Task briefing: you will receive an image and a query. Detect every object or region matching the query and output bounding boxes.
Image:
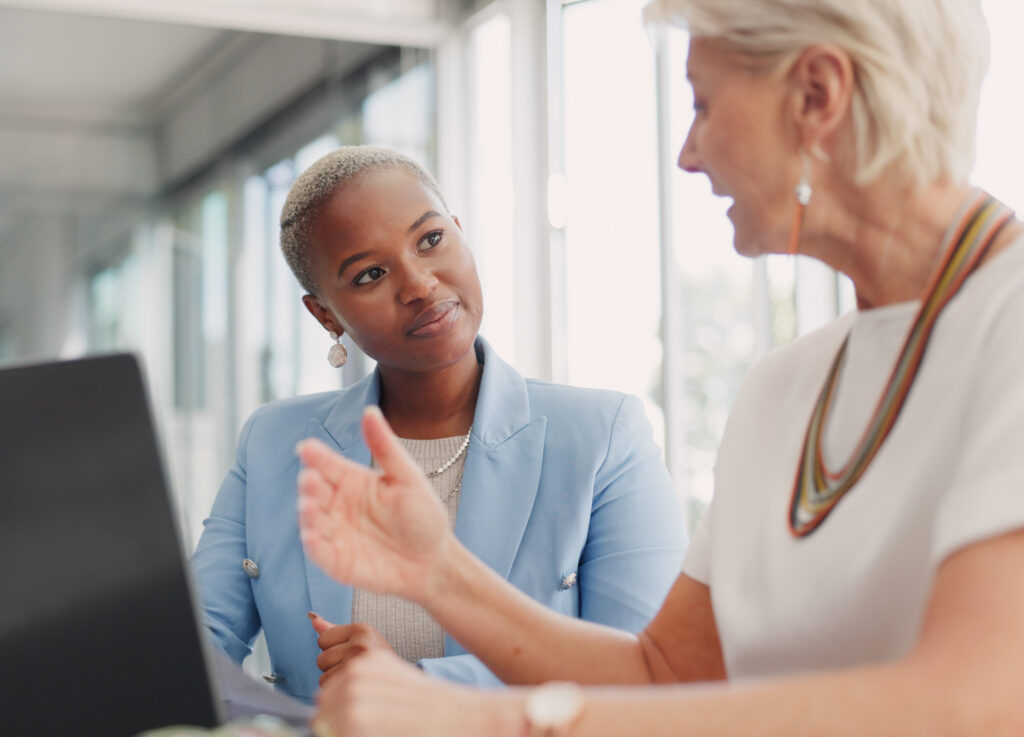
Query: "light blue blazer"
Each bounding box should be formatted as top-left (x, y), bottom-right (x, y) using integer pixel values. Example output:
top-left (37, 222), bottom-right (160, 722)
top-left (192, 338), bottom-right (686, 703)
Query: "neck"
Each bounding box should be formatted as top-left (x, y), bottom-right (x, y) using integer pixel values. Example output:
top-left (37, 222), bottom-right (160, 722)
top-left (377, 347), bottom-right (482, 439)
top-left (799, 180), bottom-right (983, 310)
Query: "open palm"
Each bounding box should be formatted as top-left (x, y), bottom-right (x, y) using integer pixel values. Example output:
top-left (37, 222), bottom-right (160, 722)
top-left (297, 406), bottom-right (451, 603)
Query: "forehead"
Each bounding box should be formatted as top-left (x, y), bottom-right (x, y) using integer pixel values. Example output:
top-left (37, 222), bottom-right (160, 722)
top-left (686, 37), bottom-right (735, 80)
top-left (316, 167), bottom-right (441, 227)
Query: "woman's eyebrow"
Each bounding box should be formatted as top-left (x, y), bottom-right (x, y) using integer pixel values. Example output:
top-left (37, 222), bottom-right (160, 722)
top-left (337, 250), bottom-right (372, 279)
top-left (407, 210), bottom-right (442, 233)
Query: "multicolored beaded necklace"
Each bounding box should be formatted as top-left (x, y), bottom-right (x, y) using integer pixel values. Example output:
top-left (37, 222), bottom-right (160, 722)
top-left (788, 190), bottom-right (1014, 537)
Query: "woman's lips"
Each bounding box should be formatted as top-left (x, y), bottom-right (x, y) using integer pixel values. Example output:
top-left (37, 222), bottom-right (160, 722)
top-left (407, 300), bottom-right (460, 338)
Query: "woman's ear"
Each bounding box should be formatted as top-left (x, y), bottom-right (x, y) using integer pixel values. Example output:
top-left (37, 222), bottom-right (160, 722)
top-left (789, 43), bottom-right (854, 151)
top-left (301, 294), bottom-right (342, 336)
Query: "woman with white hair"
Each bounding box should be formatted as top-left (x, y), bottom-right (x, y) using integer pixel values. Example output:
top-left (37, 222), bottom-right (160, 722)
top-left (190, 145), bottom-right (686, 704)
top-left (296, 1), bottom-right (1024, 734)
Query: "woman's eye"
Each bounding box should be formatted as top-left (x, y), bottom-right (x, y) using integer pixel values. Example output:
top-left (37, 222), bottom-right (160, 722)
top-left (419, 230), bottom-right (444, 251)
top-left (354, 266), bottom-right (386, 286)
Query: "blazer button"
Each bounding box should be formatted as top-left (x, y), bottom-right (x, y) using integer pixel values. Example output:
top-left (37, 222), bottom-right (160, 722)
top-left (242, 558), bottom-right (261, 579)
top-left (262, 672), bottom-right (285, 683)
top-left (559, 572), bottom-right (578, 590)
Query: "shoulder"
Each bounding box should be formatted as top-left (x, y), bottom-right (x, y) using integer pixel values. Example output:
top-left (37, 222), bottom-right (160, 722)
top-left (739, 312), bottom-right (854, 404)
top-left (245, 390), bottom-right (341, 427)
top-left (522, 378), bottom-right (638, 424)
top-left (236, 388), bottom-right (348, 450)
top-left (520, 380), bottom-right (657, 458)
top-left (717, 313), bottom-right (853, 460)
top-left (947, 233), bottom-right (1024, 342)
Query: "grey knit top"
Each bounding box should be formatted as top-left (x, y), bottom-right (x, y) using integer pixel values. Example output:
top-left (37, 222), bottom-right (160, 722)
top-left (350, 434), bottom-right (466, 663)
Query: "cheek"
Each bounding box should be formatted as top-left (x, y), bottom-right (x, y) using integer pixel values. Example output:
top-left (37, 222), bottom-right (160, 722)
top-left (464, 267), bottom-right (484, 312)
top-left (451, 249), bottom-right (484, 310)
top-left (331, 300), bottom-right (394, 348)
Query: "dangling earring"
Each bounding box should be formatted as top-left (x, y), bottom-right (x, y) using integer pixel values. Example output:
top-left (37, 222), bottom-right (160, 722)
top-left (327, 331), bottom-right (348, 368)
top-left (788, 149), bottom-right (813, 256)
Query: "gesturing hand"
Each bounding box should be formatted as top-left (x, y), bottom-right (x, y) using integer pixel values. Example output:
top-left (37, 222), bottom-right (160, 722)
top-left (297, 406), bottom-right (452, 603)
top-left (309, 613), bottom-right (398, 687)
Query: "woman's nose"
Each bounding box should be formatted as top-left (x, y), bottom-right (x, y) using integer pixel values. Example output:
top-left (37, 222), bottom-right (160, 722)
top-left (397, 264), bottom-right (438, 304)
top-left (677, 125), bottom-right (702, 173)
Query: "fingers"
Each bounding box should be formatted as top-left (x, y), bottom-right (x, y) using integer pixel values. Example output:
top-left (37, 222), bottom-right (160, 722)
top-left (297, 466), bottom-right (333, 517)
top-left (299, 514), bottom-right (335, 572)
top-left (316, 622), bottom-right (388, 652)
top-left (318, 642), bottom-right (365, 677)
top-left (315, 621), bottom-right (360, 650)
top-left (297, 469), bottom-right (338, 568)
top-left (313, 651), bottom-right (449, 737)
top-left (319, 662), bottom-right (348, 687)
top-left (361, 406), bottom-right (422, 484)
top-left (315, 623), bottom-right (396, 681)
top-left (309, 610), bottom-right (335, 636)
top-left (297, 436), bottom-right (378, 489)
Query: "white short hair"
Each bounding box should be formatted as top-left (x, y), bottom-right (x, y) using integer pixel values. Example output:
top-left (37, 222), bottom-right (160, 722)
top-left (280, 146), bottom-right (448, 295)
top-left (644, 0), bottom-right (991, 189)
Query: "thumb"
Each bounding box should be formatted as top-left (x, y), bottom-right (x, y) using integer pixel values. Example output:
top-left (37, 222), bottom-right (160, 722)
top-left (361, 406), bottom-right (420, 482)
top-left (308, 611), bottom-right (335, 634)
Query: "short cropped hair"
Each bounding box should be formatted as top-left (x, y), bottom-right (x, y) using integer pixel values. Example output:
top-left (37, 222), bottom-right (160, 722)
top-left (644, 0), bottom-right (991, 189)
top-left (280, 146), bottom-right (449, 295)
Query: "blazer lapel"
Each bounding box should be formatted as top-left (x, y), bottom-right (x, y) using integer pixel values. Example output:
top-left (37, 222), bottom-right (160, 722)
top-left (446, 339), bottom-right (546, 656)
top-left (301, 372), bottom-right (380, 624)
top-left (453, 418), bottom-right (547, 578)
top-left (452, 339), bottom-right (546, 578)
top-left (296, 341), bottom-right (547, 654)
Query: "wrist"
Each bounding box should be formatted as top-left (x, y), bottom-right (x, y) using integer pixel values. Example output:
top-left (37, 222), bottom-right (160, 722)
top-left (462, 688), bottom-right (526, 737)
top-left (419, 533), bottom-right (470, 608)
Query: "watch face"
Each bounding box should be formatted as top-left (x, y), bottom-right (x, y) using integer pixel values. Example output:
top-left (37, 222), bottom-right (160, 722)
top-left (528, 681), bottom-right (584, 728)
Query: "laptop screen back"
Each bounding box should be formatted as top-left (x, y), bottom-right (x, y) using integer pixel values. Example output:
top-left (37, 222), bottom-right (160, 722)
top-left (0, 354), bottom-right (221, 735)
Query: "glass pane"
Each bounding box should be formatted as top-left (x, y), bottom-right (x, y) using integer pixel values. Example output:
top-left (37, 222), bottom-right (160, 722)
top-left (363, 60), bottom-right (434, 167)
top-left (173, 223), bottom-right (205, 410)
top-left (663, 27), bottom-right (755, 521)
top-left (562, 0), bottom-right (665, 448)
top-left (467, 13), bottom-right (517, 365)
top-left (977, 0), bottom-right (1024, 208)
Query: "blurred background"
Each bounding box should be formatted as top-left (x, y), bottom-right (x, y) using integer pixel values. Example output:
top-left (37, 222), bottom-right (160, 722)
top-left (1, 0), bottom-right (1021, 552)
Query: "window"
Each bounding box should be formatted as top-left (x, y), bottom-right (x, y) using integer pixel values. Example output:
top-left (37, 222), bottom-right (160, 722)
top-left (466, 11), bottom-right (517, 363)
top-left (561, 0), bottom-right (666, 450)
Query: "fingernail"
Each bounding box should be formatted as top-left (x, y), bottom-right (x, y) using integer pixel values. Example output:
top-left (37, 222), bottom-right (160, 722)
top-left (295, 440), bottom-right (305, 456)
top-left (308, 610), bottom-right (319, 621)
top-left (364, 405), bottom-right (383, 419)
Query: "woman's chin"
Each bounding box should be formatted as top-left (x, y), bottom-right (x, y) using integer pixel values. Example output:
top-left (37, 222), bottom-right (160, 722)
top-left (730, 220), bottom-right (783, 259)
top-left (730, 229), bottom-right (760, 258)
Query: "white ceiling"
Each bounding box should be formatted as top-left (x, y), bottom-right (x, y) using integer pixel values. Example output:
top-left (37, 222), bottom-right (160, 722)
top-left (0, 0), bottom-right (440, 247)
top-left (0, 8), bottom-right (228, 124)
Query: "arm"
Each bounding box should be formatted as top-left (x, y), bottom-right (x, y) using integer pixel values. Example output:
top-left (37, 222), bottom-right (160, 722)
top-left (520, 527), bottom-right (1024, 737)
top-left (297, 407), bottom-right (724, 686)
top-left (191, 411), bottom-right (262, 662)
top-left (313, 527), bottom-right (1024, 737)
top-left (414, 395), bottom-right (690, 685)
top-left (310, 395), bottom-right (689, 688)
top-left (424, 536), bottom-right (721, 685)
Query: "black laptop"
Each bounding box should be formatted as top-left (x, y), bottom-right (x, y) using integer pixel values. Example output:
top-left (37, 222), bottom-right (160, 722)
top-left (0, 354), bottom-right (224, 736)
